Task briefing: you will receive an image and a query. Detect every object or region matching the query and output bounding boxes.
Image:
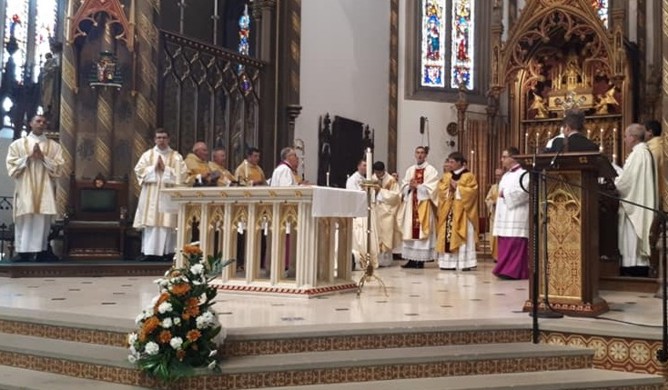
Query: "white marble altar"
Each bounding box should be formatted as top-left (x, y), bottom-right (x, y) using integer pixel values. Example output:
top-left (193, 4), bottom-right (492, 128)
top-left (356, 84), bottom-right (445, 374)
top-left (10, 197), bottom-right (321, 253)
top-left (162, 186), bottom-right (366, 297)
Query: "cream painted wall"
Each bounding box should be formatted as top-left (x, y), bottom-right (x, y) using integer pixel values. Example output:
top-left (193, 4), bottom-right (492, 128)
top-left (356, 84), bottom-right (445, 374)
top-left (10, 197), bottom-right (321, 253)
top-left (297, 0), bottom-right (487, 181)
top-left (296, 0), bottom-right (390, 182)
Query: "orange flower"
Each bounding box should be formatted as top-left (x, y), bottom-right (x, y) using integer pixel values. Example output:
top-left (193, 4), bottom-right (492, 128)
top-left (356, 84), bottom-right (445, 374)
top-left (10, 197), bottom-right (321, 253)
top-left (143, 316), bottom-right (160, 335)
top-left (186, 330), bottom-right (201, 342)
top-left (183, 245), bottom-right (202, 256)
top-left (158, 330), bottom-right (172, 344)
top-left (170, 283), bottom-right (191, 296)
top-left (176, 349), bottom-right (186, 361)
top-left (181, 297), bottom-right (201, 320)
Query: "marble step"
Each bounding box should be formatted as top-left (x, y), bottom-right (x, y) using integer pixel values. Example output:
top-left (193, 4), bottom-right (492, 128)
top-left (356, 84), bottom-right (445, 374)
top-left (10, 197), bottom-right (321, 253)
top-left (0, 331), bottom-right (594, 389)
top-left (220, 342), bottom-right (593, 376)
top-left (0, 365), bottom-right (149, 390)
top-left (268, 369), bottom-right (664, 390)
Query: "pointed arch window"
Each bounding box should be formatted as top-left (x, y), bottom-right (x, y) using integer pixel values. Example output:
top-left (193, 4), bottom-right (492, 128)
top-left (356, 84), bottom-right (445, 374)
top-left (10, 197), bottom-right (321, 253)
top-left (411, 0), bottom-right (488, 103)
top-left (592, 0), bottom-right (609, 27)
top-left (1, 0), bottom-right (58, 128)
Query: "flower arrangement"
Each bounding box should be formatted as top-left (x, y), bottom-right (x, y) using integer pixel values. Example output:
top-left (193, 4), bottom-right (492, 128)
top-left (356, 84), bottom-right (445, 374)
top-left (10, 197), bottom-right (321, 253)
top-left (128, 245), bottom-right (233, 383)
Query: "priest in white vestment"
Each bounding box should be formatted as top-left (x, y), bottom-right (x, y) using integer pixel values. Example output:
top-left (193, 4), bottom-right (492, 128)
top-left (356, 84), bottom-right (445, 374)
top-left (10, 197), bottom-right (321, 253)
top-left (133, 130), bottom-right (187, 261)
top-left (397, 146), bottom-right (439, 268)
top-left (373, 162), bottom-right (401, 267)
top-left (270, 147), bottom-right (302, 187)
top-left (346, 159), bottom-right (381, 268)
top-left (6, 115), bottom-right (64, 261)
top-left (615, 124), bottom-right (657, 271)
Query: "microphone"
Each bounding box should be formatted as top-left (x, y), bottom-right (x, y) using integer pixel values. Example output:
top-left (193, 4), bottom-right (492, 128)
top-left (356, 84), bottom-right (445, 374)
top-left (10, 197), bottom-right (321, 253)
top-left (549, 143), bottom-right (565, 169)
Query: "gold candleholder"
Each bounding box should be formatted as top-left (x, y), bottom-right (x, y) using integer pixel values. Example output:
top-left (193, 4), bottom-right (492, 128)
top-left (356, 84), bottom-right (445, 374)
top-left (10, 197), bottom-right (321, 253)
top-left (357, 179), bottom-right (387, 296)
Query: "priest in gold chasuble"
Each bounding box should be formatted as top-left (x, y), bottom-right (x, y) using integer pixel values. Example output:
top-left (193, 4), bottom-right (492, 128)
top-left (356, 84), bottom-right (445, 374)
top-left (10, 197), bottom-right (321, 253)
top-left (397, 146), bottom-right (439, 268)
top-left (6, 115), bottom-right (64, 259)
top-left (436, 152), bottom-right (479, 271)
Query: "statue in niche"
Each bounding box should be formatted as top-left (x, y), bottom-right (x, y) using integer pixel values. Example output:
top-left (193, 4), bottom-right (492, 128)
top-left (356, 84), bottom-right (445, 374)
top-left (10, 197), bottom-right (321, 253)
top-left (594, 86), bottom-right (619, 115)
top-left (39, 52), bottom-right (60, 128)
top-left (529, 91), bottom-right (549, 119)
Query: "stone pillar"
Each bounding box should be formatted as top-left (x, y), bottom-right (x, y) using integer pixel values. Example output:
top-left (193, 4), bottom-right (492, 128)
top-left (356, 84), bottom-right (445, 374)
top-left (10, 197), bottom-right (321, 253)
top-left (93, 18), bottom-right (116, 178)
top-left (131, 0), bottom-right (160, 198)
top-left (57, 0), bottom-right (79, 216)
top-left (656, 0), bottom-right (668, 298)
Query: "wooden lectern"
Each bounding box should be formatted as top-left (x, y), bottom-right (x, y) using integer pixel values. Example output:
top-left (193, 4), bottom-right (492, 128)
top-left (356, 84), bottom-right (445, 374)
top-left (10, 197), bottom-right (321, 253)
top-left (517, 152), bottom-right (616, 317)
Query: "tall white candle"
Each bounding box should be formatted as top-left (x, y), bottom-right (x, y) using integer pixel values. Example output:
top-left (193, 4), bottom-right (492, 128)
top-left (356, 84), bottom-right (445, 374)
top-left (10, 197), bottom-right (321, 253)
top-left (365, 147), bottom-right (372, 180)
top-left (326, 171), bottom-right (330, 186)
top-left (175, 162), bottom-right (182, 185)
top-left (600, 128), bottom-right (604, 152)
top-left (525, 132), bottom-right (528, 153)
top-left (244, 160), bottom-right (249, 182)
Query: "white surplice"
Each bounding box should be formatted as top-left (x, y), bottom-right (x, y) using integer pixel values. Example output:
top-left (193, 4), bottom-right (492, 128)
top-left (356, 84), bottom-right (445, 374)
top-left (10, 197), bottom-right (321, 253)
top-left (270, 162), bottom-right (298, 187)
top-left (6, 132), bottom-right (64, 253)
top-left (397, 162), bottom-right (439, 262)
top-left (133, 146), bottom-right (187, 256)
top-left (615, 142), bottom-right (656, 267)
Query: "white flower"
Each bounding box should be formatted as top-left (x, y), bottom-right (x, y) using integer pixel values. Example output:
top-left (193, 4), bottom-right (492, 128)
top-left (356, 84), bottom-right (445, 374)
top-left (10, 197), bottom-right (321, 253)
top-left (209, 350), bottom-right (218, 357)
top-left (158, 302), bottom-right (173, 314)
top-left (207, 360), bottom-right (217, 370)
top-left (128, 354), bottom-right (138, 363)
top-left (129, 345), bottom-right (137, 355)
top-left (170, 337), bottom-right (183, 350)
top-left (128, 333), bottom-right (138, 345)
top-left (193, 280), bottom-right (202, 286)
top-left (173, 317), bottom-right (181, 326)
top-left (145, 341), bottom-right (160, 355)
top-left (161, 318), bottom-right (173, 328)
top-left (190, 264), bottom-right (205, 275)
top-left (134, 313), bottom-right (145, 325)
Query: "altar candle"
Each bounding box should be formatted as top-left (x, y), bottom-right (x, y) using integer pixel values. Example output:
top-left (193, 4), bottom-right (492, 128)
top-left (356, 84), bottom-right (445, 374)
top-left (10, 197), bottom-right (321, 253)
top-left (244, 160), bottom-right (249, 181)
top-left (286, 221), bottom-right (291, 235)
top-left (600, 128), bottom-right (604, 152)
top-left (535, 131), bottom-right (539, 151)
top-left (587, 129), bottom-right (591, 139)
top-left (326, 171), bottom-right (330, 187)
top-left (262, 220), bottom-right (268, 236)
top-left (175, 162), bottom-right (182, 185)
top-left (613, 128), bottom-right (617, 159)
top-left (365, 147), bottom-right (372, 180)
top-left (237, 221), bottom-right (244, 235)
top-left (525, 132), bottom-right (528, 153)
top-left (547, 129), bottom-right (552, 140)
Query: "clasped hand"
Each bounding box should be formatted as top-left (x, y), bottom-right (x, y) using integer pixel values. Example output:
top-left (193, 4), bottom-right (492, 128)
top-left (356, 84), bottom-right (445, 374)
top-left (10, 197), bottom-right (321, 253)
top-left (31, 143), bottom-right (44, 161)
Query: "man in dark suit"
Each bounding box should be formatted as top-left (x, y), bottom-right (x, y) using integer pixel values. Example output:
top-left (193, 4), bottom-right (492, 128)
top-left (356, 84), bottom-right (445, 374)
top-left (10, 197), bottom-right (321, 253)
top-left (545, 109), bottom-right (599, 153)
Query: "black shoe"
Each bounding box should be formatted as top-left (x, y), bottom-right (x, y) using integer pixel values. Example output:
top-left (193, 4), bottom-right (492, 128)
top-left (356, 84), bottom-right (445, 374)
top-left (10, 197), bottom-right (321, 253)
top-left (417, 262), bottom-right (424, 269)
top-left (462, 266), bottom-right (477, 271)
top-left (10, 253), bottom-right (28, 263)
top-left (440, 267), bottom-right (455, 271)
top-left (163, 253), bottom-right (175, 262)
top-left (136, 254), bottom-right (149, 262)
top-left (401, 260), bottom-right (416, 268)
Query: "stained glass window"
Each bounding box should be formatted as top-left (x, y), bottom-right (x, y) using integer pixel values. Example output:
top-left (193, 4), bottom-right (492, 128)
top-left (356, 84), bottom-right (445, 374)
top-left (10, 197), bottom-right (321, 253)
top-left (420, 0), bottom-right (475, 90)
top-left (451, 0), bottom-right (474, 89)
top-left (237, 3), bottom-right (251, 92)
top-left (420, 0), bottom-right (446, 88)
top-left (2, 0), bottom-right (57, 84)
top-left (592, 0), bottom-right (609, 27)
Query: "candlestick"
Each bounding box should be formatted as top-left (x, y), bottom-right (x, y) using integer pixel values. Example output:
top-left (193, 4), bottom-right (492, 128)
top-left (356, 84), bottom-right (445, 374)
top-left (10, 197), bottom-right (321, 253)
top-left (535, 131), bottom-right (539, 152)
top-left (244, 160), bottom-right (249, 184)
top-left (326, 171), bottom-right (330, 187)
top-left (525, 132), bottom-right (529, 153)
top-left (600, 128), bottom-right (604, 152)
top-left (587, 129), bottom-right (591, 139)
top-left (365, 147), bottom-right (372, 180)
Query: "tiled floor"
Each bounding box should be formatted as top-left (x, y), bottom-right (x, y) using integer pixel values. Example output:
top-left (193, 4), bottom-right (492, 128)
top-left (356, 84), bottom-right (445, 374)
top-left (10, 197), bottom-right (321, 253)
top-left (0, 259), bottom-right (663, 332)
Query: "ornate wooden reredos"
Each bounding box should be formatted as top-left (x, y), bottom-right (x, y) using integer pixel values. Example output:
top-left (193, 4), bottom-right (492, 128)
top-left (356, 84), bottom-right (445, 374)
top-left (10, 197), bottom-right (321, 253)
top-left (489, 0), bottom-right (631, 163)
